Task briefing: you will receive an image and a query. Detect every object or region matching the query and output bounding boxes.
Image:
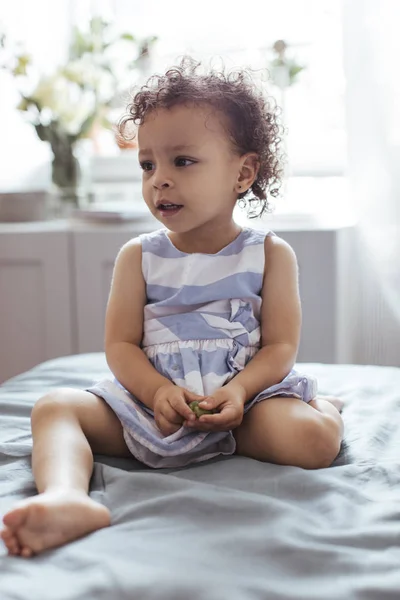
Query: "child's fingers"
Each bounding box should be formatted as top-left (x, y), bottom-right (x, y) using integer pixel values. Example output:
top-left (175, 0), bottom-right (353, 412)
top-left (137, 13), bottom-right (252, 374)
top-left (169, 395), bottom-right (196, 421)
top-left (199, 396), bottom-right (219, 410)
top-left (160, 402), bottom-right (183, 424)
top-left (156, 414), bottom-right (181, 437)
top-left (184, 390), bottom-right (206, 403)
top-left (199, 406), bottom-right (240, 428)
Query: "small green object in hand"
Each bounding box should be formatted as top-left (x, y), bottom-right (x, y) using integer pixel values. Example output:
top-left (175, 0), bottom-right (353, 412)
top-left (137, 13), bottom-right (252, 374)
top-left (189, 401), bottom-right (216, 418)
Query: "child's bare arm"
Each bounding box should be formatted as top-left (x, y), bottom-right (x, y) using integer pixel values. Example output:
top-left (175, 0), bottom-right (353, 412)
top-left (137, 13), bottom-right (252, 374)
top-left (224, 235), bottom-right (301, 403)
top-left (104, 239), bottom-right (175, 410)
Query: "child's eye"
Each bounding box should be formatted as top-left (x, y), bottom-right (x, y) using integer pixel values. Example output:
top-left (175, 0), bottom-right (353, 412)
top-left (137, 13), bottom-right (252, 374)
top-left (140, 161), bottom-right (154, 172)
top-left (175, 157), bottom-right (195, 167)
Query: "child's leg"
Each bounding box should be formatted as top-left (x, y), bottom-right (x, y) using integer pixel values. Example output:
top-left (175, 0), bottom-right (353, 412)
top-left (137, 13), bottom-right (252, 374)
top-left (234, 396), bottom-right (344, 470)
top-left (1, 388), bottom-right (131, 557)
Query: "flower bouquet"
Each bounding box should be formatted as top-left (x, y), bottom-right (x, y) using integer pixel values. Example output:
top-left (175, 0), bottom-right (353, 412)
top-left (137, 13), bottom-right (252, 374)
top-left (1, 19), bottom-right (156, 210)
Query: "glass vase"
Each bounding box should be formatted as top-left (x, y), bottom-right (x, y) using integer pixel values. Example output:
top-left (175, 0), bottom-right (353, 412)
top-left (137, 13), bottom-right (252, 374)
top-left (50, 141), bottom-right (90, 217)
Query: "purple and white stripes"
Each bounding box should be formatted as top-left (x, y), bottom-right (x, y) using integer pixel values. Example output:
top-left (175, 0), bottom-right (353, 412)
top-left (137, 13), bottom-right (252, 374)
top-left (87, 227), bottom-right (318, 468)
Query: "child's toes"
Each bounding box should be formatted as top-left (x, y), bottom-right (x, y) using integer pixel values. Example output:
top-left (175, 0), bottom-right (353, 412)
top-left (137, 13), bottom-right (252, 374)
top-left (2, 506), bottom-right (27, 530)
top-left (21, 545), bottom-right (33, 558)
top-left (1, 528), bottom-right (15, 552)
top-left (4, 534), bottom-right (21, 555)
top-left (1, 527), bottom-right (12, 542)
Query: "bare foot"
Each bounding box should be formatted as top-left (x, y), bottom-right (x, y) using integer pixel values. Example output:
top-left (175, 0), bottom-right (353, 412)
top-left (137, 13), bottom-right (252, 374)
top-left (1, 490), bottom-right (110, 557)
top-left (316, 394), bottom-right (344, 413)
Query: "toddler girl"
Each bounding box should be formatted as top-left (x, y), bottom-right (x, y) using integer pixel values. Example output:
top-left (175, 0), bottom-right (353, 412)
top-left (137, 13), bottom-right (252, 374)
top-left (1, 57), bottom-right (344, 557)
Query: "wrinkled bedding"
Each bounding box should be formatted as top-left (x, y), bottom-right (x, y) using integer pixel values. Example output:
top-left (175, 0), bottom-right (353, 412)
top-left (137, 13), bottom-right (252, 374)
top-left (0, 354), bottom-right (400, 600)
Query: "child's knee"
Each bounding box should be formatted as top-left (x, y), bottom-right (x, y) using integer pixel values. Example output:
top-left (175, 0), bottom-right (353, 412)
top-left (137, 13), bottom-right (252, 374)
top-left (305, 413), bottom-right (342, 469)
top-left (235, 399), bottom-right (342, 469)
top-left (31, 388), bottom-right (79, 425)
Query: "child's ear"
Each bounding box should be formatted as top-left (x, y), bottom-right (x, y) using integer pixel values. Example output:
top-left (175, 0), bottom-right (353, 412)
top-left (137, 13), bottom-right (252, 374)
top-left (236, 153), bottom-right (260, 192)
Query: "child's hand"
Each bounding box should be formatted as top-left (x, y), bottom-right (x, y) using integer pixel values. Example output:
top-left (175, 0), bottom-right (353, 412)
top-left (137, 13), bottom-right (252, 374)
top-left (153, 384), bottom-right (203, 437)
top-left (184, 384), bottom-right (246, 432)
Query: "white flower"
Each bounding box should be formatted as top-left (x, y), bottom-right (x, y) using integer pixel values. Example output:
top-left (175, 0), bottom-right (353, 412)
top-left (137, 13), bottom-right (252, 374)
top-left (31, 72), bottom-right (96, 135)
top-left (63, 57), bottom-right (115, 103)
top-left (31, 73), bottom-right (66, 112)
top-left (57, 95), bottom-right (95, 136)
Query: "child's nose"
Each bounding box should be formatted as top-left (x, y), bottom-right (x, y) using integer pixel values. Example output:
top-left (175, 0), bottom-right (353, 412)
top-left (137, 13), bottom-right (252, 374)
top-left (152, 167), bottom-right (173, 189)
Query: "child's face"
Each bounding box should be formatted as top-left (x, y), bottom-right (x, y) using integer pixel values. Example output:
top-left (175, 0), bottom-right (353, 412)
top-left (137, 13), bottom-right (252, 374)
top-left (138, 104), bottom-right (242, 233)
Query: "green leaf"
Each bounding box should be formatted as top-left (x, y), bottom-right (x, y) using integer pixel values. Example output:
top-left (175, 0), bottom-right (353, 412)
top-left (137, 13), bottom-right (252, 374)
top-left (69, 28), bottom-right (91, 59)
top-left (100, 63), bottom-right (114, 75)
top-left (100, 118), bottom-right (113, 130)
top-left (17, 95), bottom-right (30, 111)
top-left (12, 53), bottom-right (31, 76)
top-left (289, 64), bottom-right (305, 83)
top-left (90, 16), bottom-right (109, 37)
top-left (76, 112), bottom-right (97, 140)
top-left (120, 33), bottom-right (135, 42)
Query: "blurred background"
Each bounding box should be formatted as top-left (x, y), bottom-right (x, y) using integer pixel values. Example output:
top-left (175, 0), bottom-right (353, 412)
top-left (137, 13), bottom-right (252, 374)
top-left (0, 0), bottom-right (347, 186)
top-left (0, 0), bottom-right (399, 380)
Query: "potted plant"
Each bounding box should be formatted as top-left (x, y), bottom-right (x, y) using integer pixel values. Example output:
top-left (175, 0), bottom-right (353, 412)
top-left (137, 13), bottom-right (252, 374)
top-left (0, 19), bottom-right (157, 213)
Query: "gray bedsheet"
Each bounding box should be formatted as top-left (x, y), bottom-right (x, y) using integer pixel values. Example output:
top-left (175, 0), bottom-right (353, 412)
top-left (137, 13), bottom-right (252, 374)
top-left (0, 354), bottom-right (400, 600)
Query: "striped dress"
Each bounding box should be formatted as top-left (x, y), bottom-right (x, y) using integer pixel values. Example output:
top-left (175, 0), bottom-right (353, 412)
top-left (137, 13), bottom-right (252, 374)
top-left (87, 227), bottom-right (317, 468)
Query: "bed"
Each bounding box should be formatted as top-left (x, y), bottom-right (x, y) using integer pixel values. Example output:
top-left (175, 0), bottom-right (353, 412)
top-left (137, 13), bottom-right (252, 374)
top-left (1, 353), bottom-right (400, 600)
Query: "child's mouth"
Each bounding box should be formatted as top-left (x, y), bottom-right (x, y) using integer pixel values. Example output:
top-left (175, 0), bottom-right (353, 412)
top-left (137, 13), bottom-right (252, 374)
top-left (157, 203), bottom-right (183, 217)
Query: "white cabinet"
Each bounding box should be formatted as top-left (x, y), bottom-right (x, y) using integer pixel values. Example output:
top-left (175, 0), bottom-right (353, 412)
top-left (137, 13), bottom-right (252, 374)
top-left (0, 218), bottom-right (355, 382)
top-left (72, 224), bottom-right (148, 353)
top-left (0, 222), bottom-right (73, 382)
top-left (280, 227), bottom-right (354, 364)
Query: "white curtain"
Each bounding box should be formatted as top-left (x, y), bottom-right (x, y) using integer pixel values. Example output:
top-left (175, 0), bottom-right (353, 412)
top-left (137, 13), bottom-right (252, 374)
top-left (343, 0), bottom-right (400, 366)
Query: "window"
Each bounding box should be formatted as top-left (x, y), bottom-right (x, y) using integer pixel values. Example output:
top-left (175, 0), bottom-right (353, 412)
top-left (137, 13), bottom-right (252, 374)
top-left (1, 0), bottom-right (346, 191)
top-left (112, 0), bottom-right (346, 176)
top-left (0, 0), bottom-right (71, 188)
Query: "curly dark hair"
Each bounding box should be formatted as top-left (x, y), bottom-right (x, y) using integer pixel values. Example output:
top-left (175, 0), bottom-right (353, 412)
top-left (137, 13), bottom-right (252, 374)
top-left (118, 57), bottom-right (285, 216)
